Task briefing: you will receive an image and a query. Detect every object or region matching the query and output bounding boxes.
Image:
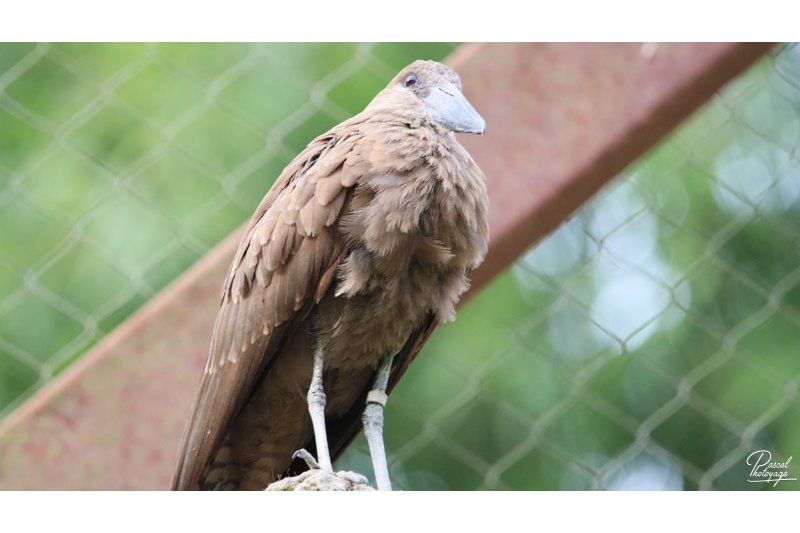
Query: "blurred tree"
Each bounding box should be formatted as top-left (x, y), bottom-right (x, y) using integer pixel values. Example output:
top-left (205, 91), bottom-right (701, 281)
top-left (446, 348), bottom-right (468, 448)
top-left (1, 43), bottom-right (798, 490)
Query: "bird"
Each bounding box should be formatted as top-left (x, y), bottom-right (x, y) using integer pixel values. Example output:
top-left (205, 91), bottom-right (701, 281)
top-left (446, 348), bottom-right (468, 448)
top-left (171, 59), bottom-right (489, 490)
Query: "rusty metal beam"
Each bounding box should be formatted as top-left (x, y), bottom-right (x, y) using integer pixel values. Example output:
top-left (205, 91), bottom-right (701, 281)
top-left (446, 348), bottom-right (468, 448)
top-left (450, 42), bottom-right (773, 292)
top-left (0, 42), bottom-right (771, 489)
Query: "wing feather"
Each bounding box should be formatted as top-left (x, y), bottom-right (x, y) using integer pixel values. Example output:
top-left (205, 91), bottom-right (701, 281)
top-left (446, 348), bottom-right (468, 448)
top-left (172, 131), bottom-right (358, 490)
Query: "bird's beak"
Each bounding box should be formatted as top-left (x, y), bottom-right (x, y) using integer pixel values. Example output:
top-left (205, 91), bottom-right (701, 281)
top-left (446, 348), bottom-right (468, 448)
top-left (424, 83), bottom-right (486, 135)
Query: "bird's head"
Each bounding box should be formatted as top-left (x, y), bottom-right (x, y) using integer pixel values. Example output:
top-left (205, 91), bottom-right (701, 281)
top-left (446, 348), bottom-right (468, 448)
top-left (386, 60), bottom-right (486, 135)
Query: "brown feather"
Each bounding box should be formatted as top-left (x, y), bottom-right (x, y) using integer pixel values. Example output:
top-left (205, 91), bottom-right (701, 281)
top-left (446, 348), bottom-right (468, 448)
top-left (172, 60), bottom-right (489, 490)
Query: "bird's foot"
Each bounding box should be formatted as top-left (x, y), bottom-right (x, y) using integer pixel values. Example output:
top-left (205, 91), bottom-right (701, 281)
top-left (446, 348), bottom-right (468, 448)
top-left (276, 448), bottom-right (374, 490)
top-left (292, 448), bottom-right (323, 470)
top-left (266, 468), bottom-right (373, 491)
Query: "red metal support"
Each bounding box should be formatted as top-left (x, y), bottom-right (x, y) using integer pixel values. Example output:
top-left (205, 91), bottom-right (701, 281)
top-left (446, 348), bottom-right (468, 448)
top-left (0, 43), bottom-right (771, 489)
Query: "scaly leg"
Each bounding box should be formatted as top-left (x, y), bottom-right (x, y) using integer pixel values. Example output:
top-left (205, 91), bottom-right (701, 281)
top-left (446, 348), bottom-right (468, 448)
top-left (295, 343), bottom-right (333, 472)
top-left (363, 353), bottom-right (395, 491)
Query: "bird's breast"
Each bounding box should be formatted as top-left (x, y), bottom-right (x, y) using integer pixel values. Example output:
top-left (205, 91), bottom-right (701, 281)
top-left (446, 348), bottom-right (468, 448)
top-left (319, 153), bottom-right (488, 371)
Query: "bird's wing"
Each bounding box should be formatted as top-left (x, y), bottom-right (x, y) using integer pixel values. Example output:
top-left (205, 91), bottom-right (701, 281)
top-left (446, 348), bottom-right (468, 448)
top-left (172, 129), bottom-right (366, 490)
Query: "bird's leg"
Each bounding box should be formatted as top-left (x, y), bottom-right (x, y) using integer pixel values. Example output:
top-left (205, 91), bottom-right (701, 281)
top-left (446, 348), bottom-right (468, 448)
top-left (304, 343), bottom-right (333, 472)
top-left (363, 353), bottom-right (395, 491)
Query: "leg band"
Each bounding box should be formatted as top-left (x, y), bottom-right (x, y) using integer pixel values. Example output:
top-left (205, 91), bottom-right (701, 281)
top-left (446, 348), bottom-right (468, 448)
top-left (366, 390), bottom-right (388, 408)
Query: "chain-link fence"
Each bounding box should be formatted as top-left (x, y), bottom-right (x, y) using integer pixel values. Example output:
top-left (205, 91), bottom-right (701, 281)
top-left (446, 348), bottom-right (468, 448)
top-left (337, 43), bottom-right (800, 490)
top-left (1, 43), bottom-right (799, 490)
top-left (0, 42), bottom-right (457, 417)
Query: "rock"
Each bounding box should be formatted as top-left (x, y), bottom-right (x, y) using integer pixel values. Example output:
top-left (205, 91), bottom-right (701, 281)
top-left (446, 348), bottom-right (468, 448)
top-left (265, 469), bottom-right (375, 491)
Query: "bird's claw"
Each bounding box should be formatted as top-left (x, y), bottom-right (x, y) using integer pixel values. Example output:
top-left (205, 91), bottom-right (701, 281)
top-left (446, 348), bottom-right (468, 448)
top-left (337, 470), bottom-right (370, 486)
top-left (265, 468), bottom-right (374, 491)
top-left (292, 448), bottom-right (322, 470)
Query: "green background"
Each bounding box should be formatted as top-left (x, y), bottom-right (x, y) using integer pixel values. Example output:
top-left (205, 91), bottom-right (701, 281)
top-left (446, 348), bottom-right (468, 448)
top-left (1, 43), bottom-right (799, 490)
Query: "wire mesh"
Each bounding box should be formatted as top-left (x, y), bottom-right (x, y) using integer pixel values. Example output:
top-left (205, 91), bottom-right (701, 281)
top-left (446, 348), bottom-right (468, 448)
top-left (1, 43), bottom-right (799, 490)
top-left (0, 42), bottom-right (458, 418)
top-left (337, 43), bottom-right (800, 491)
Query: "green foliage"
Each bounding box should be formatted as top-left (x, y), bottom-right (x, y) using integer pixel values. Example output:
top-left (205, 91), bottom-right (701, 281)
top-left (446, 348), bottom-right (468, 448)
top-left (1, 43), bottom-right (799, 490)
top-left (0, 42), bottom-right (456, 415)
top-left (339, 45), bottom-right (800, 490)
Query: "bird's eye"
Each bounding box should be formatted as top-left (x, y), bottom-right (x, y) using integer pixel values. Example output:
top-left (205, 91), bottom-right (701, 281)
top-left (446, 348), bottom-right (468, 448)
top-left (404, 73), bottom-right (417, 88)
